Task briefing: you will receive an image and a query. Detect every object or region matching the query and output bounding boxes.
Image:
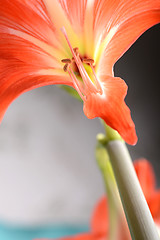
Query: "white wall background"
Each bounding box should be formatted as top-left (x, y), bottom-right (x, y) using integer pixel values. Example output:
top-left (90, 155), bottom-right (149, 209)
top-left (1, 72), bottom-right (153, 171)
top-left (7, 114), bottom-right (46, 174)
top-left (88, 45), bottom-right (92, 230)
top-left (0, 86), bottom-right (105, 226)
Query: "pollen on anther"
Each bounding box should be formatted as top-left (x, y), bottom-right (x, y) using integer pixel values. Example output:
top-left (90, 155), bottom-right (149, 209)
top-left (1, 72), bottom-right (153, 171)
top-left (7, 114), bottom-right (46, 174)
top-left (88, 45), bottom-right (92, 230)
top-left (82, 58), bottom-right (94, 64)
top-left (63, 63), bottom-right (69, 72)
top-left (73, 47), bottom-right (79, 55)
top-left (61, 59), bottom-right (72, 63)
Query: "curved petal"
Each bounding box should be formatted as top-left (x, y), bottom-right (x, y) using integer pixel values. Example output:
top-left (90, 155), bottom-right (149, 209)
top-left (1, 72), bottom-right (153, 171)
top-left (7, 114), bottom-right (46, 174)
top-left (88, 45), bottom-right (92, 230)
top-left (0, 0), bottom-right (61, 47)
top-left (91, 196), bottom-right (108, 236)
top-left (93, 0), bottom-right (160, 74)
top-left (134, 159), bottom-right (156, 198)
top-left (93, 0), bottom-right (160, 35)
top-left (0, 59), bottom-right (72, 122)
top-left (0, 33), bottom-right (61, 69)
top-left (42, 0), bottom-right (83, 52)
top-left (83, 75), bottom-right (137, 145)
top-left (0, 0), bottom-right (74, 122)
top-left (59, 0), bottom-right (88, 33)
top-left (0, 0), bottom-right (65, 61)
top-left (98, 10), bottom-right (160, 75)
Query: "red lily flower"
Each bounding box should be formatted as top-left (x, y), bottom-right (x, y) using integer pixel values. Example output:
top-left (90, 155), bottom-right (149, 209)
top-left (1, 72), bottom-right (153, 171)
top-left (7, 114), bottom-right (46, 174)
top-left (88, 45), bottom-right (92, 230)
top-left (0, 0), bottom-right (160, 144)
top-left (36, 159), bottom-right (159, 240)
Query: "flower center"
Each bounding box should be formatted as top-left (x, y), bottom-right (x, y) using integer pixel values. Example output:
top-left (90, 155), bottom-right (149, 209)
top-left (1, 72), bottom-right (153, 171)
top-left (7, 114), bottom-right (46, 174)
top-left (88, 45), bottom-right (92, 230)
top-left (61, 27), bottom-right (102, 101)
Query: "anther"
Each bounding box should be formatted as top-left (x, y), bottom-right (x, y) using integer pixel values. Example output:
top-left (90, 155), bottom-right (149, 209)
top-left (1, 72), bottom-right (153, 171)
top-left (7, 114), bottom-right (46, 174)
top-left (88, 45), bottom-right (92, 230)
top-left (82, 58), bottom-right (94, 64)
top-left (73, 47), bottom-right (79, 55)
top-left (63, 63), bottom-right (69, 72)
top-left (61, 58), bottom-right (72, 64)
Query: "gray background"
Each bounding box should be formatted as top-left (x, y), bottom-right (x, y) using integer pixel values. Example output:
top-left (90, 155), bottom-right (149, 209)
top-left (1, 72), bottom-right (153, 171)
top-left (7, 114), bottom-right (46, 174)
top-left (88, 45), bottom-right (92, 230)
top-left (0, 24), bottom-right (159, 226)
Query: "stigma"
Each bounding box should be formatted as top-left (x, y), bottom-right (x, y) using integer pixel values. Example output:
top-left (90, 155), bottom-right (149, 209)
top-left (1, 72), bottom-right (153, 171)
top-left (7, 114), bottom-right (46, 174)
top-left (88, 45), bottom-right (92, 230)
top-left (61, 27), bottom-right (102, 101)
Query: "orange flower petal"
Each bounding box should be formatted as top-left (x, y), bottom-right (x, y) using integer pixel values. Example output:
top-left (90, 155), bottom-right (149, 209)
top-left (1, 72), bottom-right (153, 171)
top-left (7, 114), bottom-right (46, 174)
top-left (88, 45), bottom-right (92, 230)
top-left (83, 75), bottom-right (137, 145)
top-left (59, 0), bottom-right (87, 33)
top-left (93, 0), bottom-right (160, 35)
top-left (91, 196), bottom-right (108, 236)
top-left (0, 59), bottom-right (72, 122)
top-left (148, 191), bottom-right (160, 222)
top-left (91, 197), bottom-right (131, 240)
top-left (0, 33), bottom-right (71, 122)
top-left (0, 0), bottom-right (64, 61)
top-left (0, 0), bottom-right (60, 46)
top-left (134, 159), bottom-right (156, 198)
top-left (134, 159), bottom-right (160, 223)
top-left (97, 7), bottom-right (160, 75)
top-left (0, 0), bottom-right (75, 122)
top-left (0, 34), bottom-right (60, 69)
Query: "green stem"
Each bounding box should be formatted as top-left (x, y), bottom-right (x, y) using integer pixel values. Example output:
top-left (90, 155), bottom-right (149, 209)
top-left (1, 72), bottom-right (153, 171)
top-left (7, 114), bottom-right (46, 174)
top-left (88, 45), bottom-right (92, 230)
top-left (104, 125), bottom-right (159, 240)
top-left (96, 134), bottom-right (120, 240)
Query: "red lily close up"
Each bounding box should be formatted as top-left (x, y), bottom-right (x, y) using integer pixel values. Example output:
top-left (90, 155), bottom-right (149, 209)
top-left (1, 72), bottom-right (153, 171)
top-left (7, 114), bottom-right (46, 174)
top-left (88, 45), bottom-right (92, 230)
top-left (36, 159), bottom-right (160, 240)
top-left (0, 0), bottom-right (160, 144)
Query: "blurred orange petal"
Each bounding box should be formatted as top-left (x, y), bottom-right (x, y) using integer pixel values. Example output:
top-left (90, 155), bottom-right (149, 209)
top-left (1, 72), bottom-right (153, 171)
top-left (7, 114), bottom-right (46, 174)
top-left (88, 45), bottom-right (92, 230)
top-left (134, 159), bottom-right (156, 197)
top-left (148, 191), bottom-right (160, 222)
top-left (60, 233), bottom-right (94, 240)
top-left (91, 196), bottom-right (109, 236)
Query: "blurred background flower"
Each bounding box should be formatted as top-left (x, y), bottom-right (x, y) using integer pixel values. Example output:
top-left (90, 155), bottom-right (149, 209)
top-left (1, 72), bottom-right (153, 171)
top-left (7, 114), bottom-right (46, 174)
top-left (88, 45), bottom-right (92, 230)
top-left (54, 159), bottom-right (160, 240)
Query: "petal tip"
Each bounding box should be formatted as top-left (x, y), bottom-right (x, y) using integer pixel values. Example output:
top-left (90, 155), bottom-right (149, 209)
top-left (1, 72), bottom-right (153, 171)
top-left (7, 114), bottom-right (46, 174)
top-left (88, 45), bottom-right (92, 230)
top-left (122, 125), bottom-right (138, 145)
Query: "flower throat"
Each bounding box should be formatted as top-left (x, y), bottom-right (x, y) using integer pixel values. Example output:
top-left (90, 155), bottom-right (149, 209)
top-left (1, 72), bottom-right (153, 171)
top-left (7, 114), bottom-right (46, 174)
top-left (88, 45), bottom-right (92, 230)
top-left (61, 27), bottom-right (102, 101)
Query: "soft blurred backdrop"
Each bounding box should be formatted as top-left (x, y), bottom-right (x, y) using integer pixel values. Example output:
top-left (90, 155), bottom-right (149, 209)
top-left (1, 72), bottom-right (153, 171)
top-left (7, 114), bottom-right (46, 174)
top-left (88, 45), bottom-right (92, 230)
top-left (0, 24), bottom-right (159, 239)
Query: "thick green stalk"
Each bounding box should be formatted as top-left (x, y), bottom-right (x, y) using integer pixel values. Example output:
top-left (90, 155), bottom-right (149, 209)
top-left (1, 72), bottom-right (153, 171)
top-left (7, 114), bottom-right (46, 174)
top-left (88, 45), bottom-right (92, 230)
top-left (104, 125), bottom-right (159, 240)
top-left (96, 134), bottom-right (121, 240)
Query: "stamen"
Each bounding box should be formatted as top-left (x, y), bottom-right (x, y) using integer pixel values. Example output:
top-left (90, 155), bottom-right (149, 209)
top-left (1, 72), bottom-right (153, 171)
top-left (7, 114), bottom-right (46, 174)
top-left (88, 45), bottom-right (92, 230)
top-left (82, 58), bottom-right (94, 64)
top-left (61, 27), bottom-right (97, 94)
top-left (61, 58), bottom-right (72, 63)
top-left (63, 63), bottom-right (69, 72)
top-left (68, 66), bottom-right (86, 101)
top-left (72, 57), bottom-right (75, 62)
top-left (73, 48), bottom-right (79, 55)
